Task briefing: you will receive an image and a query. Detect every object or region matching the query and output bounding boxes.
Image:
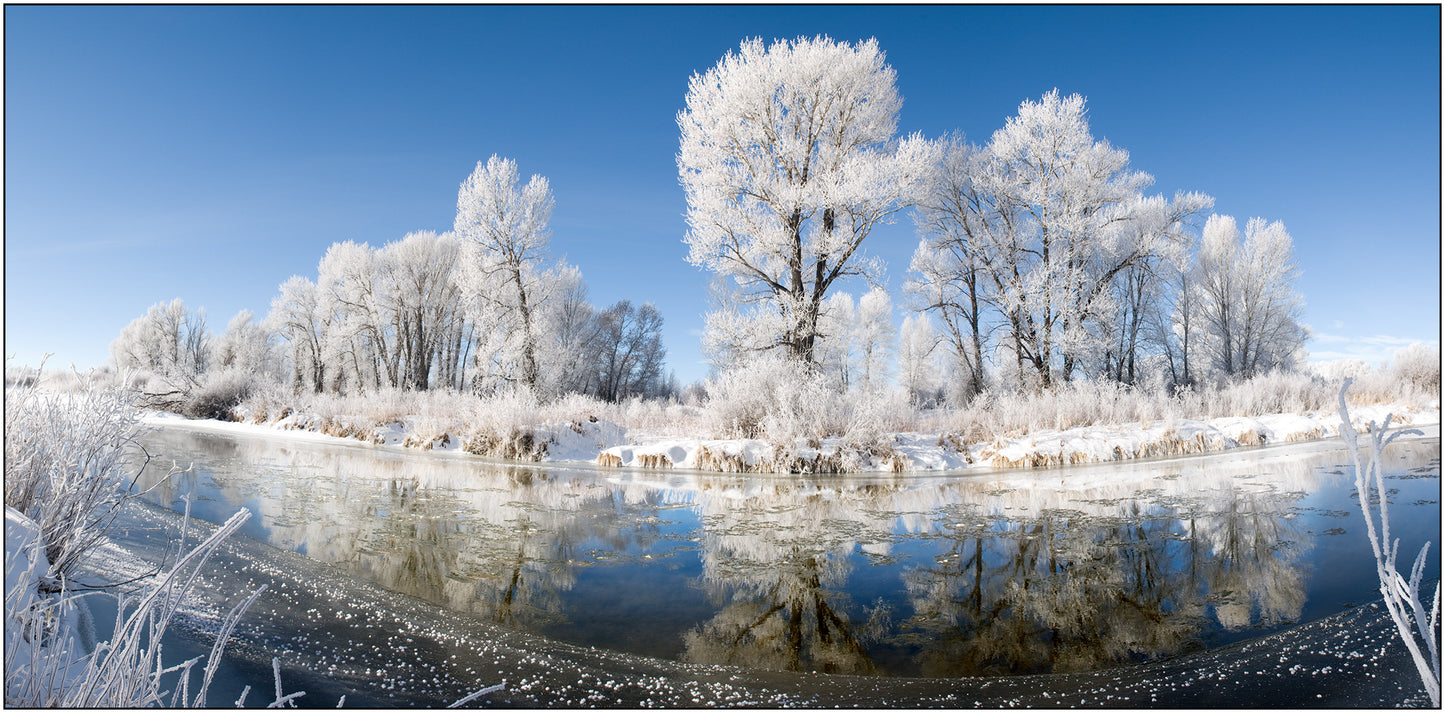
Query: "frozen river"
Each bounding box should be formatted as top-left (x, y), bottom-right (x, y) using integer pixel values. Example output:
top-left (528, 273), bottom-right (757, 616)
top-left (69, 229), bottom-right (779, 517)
top-left (88, 422), bottom-right (1440, 706)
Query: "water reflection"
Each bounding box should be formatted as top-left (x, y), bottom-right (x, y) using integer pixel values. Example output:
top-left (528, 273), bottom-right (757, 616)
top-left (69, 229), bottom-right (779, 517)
top-left (130, 427), bottom-right (1440, 677)
top-left (682, 481), bottom-right (904, 673)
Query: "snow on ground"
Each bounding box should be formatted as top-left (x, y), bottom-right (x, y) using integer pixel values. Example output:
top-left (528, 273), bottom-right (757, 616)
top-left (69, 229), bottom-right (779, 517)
top-left (144, 401), bottom-right (1438, 474)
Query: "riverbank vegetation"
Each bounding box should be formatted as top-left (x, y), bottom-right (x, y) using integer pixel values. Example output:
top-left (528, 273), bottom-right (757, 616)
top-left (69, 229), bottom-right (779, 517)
top-left (16, 344), bottom-right (1437, 475)
top-left (5, 370), bottom-right (508, 706)
top-left (22, 35), bottom-right (1437, 474)
top-left (4, 373), bottom-right (274, 706)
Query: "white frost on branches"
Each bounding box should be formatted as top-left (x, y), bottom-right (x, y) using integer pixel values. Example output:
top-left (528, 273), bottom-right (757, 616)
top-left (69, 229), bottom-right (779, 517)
top-left (679, 35), bottom-right (934, 366)
top-left (1193, 214), bottom-right (1308, 379)
top-left (1337, 380), bottom-right (1440, 706)
top-left (909, 91), bottom-right (1213, 392)
top-left (455, 155), bottom-right (555, 391)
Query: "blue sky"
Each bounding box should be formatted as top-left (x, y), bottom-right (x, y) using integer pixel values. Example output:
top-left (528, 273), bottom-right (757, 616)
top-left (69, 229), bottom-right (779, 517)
top-left (5, 5), bottom-right (1439, 384)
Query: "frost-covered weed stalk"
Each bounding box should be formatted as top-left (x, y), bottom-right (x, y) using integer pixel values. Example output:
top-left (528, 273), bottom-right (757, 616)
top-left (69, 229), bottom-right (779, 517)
top-left (1338, 380), bottom-right (1440, 706)
top-left (6, 507), bottom-right (269, 707)
top-left (2, 371), bottom-right (301, 707)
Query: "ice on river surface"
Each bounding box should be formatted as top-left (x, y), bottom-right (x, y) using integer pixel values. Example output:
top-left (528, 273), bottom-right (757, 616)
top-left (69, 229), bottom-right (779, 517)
top-left (94, 424), bottom-right (1440, 705)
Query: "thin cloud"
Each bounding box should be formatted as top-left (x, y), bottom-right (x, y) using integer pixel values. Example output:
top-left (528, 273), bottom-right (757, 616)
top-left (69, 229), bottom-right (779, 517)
top-left (1306, 333), bottom-right (1438, 364)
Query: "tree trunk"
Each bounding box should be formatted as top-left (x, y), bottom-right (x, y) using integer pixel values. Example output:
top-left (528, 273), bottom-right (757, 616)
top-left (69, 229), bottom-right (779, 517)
top-left (512, 265), bottom-right (539, 390)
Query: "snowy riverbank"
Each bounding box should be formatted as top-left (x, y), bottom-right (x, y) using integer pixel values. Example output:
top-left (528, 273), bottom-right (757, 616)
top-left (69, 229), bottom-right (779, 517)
top-left (143, 400), bottom-right (1439, 474)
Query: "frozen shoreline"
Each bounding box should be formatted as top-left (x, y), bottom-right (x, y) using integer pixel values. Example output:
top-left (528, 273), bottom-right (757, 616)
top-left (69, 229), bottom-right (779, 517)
top-left (142, 400), bottom-right (1440, 475)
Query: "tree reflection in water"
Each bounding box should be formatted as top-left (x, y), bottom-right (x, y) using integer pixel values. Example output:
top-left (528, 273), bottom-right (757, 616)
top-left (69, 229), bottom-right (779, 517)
top-left (902, 506), bottom-right (1203, 675)
top-left (682, 551), bottom-right (877, 673)
top-left (899, 472), bottom-right (1320, 676)
top-left (129, 427), bottom-right (1439, 677)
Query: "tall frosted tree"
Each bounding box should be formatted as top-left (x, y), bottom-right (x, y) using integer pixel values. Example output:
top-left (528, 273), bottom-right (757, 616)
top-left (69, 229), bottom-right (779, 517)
top-left (909, 135), bottom-right (992, 401)
top-left (383, 231), bottom-right (464, 391)
top-left (678, 35), bottom-right (934, 367)
top-left (910, 91), bottom-right (1210, 391)
top-left (317, 240), bottom-right (392, 392)
top-left (110, 297), bottom-right (210, 387)
top-left (853, 286), bottom-right (896, 391)
top-left (1100, 195), bottom-right (1209, 384)
top-left (1193, 214), bottom-right (1306, 379)
top-left (987, 90), bottom-right (1211, 386)
top-left (213, 309), bottom-right (276, 380)
top-left (592, 301), bottom-right (667, 402)
top-left (540, 264), bottom-right (601, 397)
top-left (814, 292), bottom-right (858, 389)
top-left (455, 155), bottom-right (554, 391)
top-left (268, 276), bottom-right (330, 393)
top-left (897, 312), bottom-right (942, 405)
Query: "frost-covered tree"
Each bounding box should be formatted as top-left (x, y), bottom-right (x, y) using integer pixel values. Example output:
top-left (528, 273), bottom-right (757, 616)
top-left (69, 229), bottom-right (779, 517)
top-left (814, 292), bottom-right (858, 390)
top-left (909, 135), bottom-right (992, 401)
top-left (985, 90), bottom-right (1211, 386)
top-left (1144, 263), bottom-right (1203, 389)
top-left (268, 276), bottom-right (330, 393)
top-left (1193, 214), bottom-right (1306, 379)
top-left (538, 264), bottom-right (600, 397)
top-left (317, 240), bottom-right (392, 392)
top-left (591, 301), bottom-right (667, 402)
top-left (809, 288), bottom-right (894, 394)
top-left (897, 313), bottom-right (942, 406)
top-left (455, 155), bottom-right (554, 391)
top-left (1100, 195), bottom-right (1208, 384)
top-left (383, 231), bottom-right (464, 391)
top-left (312, 233), bottom-right (470, 393)
top-left (853, 287), bottom-right (895, 391)
top-left (678, 35), bottom-right (934, 367)
top-left (110, 298), bottom-right (210, 387)
top-left (911, 92), bottom-right (1210, 392)
top-left (213, 309), bottom-right (276, 380)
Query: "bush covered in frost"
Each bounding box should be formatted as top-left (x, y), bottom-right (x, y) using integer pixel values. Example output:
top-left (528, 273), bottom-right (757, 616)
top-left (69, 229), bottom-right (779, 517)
top-left (181, 367), bottom-right (255, 421)
top-left (3, 371), bottom-right (275, 707)
top-left (4, 374), bottom-right (142, 585)
top-left (1390, 343), bottom-right (1441, 395)
top-left (700, 354), bottom-right (914, 449)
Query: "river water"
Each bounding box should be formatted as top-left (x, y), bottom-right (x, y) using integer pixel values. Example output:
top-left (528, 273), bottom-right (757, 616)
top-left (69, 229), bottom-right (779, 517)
top-left (105, 422), bottom-right (1439, 704)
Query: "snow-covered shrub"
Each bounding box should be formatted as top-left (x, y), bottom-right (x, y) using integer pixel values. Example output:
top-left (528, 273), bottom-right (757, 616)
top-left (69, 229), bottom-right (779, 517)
top-left (2, 372), bottom-right (293, 707)
top-left (232, 378), bottom-right (291, 424)
top-left (700, 354), bottom-right (919, 462)
top-left (838, 387), bottom-right (913, 454)
top-left (934, 378), bottom-right (1181, 442)
top-left (5, 504), bottom-right (281, 707)
top-left (1312, 358), bottom-right (1373, 383)
top-left (1390, 343), bottom-right (1440, 396)
top-left (758, 369), bottom-right (848, 443)
top-left (611, 396), bottom-right (701, 438)
top-left (110, 298), bottom-right (211, 391)
top-left (182, 368), bottom-right (255, 421)
top-left (703, 355), bottom-right (841, 441)
top-left (4, 377), bottom-right (142, 585)
top-left (5, 365), bottom-right (40, 388)
top-left (1205, 369), bottom-right (1330, 418)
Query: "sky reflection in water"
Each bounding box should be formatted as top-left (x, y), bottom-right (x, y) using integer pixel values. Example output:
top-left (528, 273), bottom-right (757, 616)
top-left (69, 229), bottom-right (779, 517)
top-left (132, 426), bottom-right (1440, 678)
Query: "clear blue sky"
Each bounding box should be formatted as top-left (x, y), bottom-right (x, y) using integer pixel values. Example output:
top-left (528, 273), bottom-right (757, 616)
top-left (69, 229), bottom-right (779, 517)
top-left (6, 5), bottom-right (1439, 384)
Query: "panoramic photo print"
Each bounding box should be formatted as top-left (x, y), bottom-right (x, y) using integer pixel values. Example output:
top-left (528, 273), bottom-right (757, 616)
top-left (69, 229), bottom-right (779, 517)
top-left (5, 5), bottom-right (1440, 708)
